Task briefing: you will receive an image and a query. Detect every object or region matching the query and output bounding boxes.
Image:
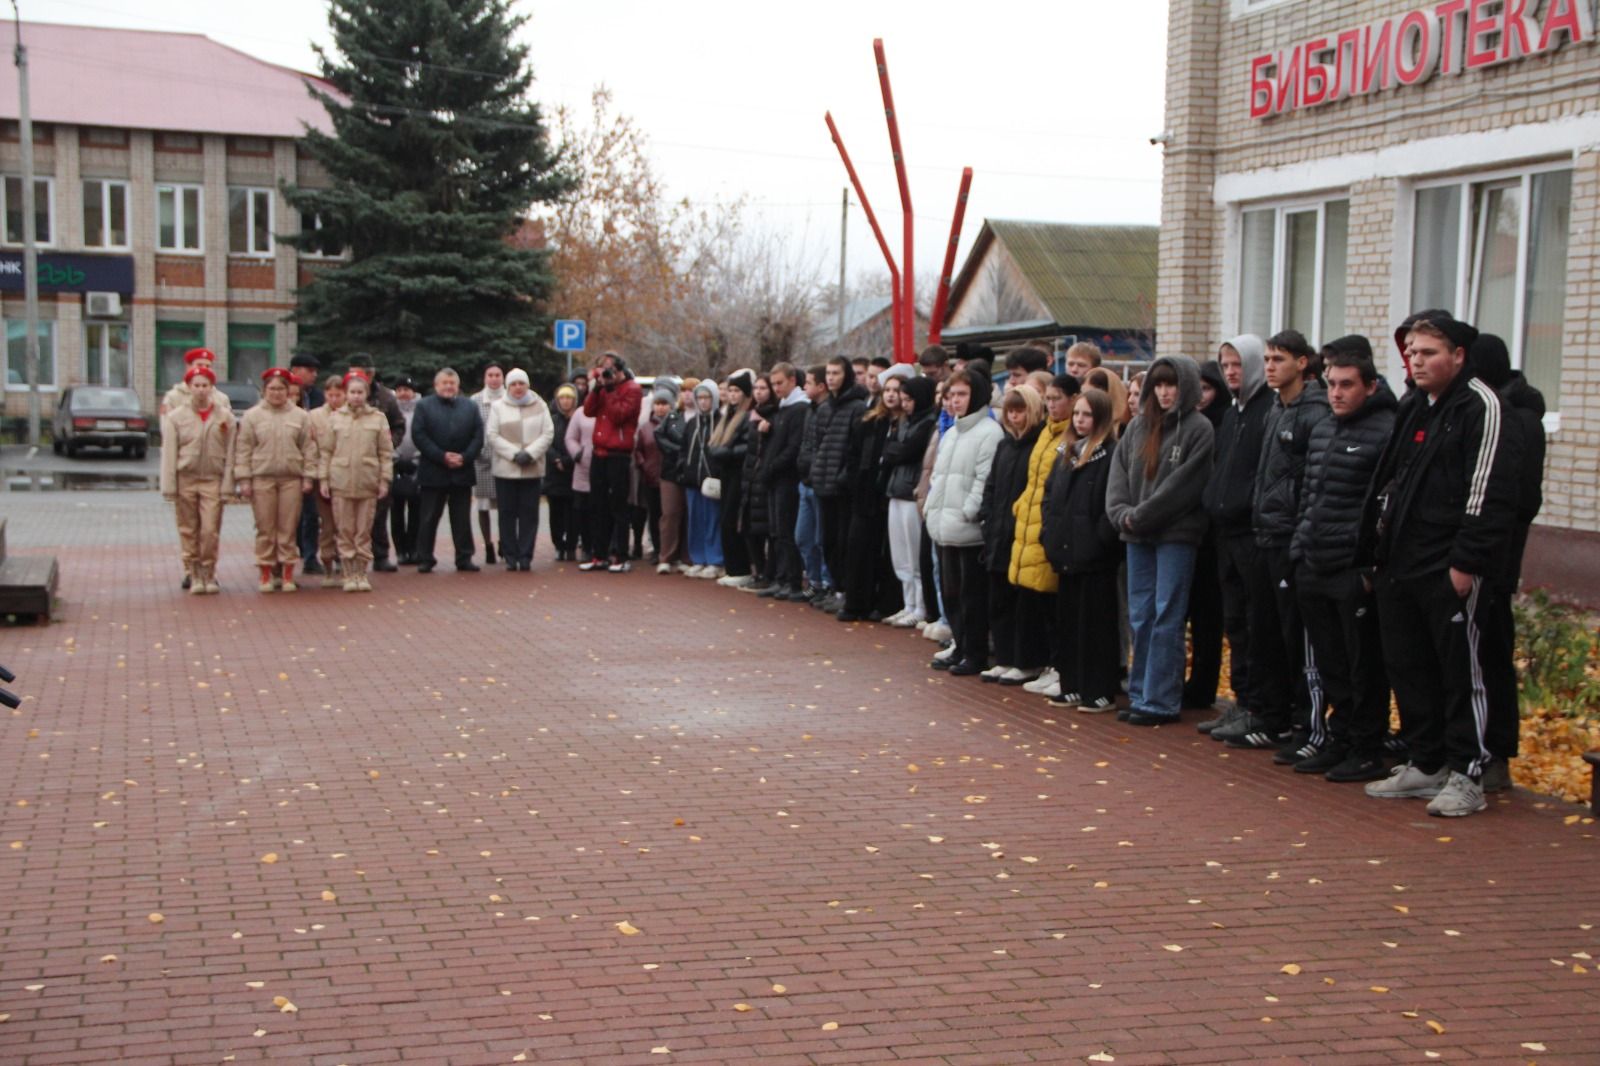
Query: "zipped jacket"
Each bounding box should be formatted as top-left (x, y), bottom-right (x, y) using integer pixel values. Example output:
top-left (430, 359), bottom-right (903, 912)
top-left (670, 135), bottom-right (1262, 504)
top-left (234, 402), bottom-right (314, 481)
top-left (980, 423), bottom-right (1041, 575)
top-left (1252, 380), bottom-right (1331, 547)
top-left (1291, 384), bottom-right (1396, 574)
top-left (160, 403), bottom-right (235, 496)
top-left (1041, 438), bottom-right (1122, 574)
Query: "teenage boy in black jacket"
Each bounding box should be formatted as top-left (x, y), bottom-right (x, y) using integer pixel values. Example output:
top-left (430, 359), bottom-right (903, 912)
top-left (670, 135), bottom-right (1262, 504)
top-left (761, 363), bottom-right (809, 599)
top-left (1364, 312), bottom-right (1520, 818)
top-left (1290, 343), bottom-right (1396, 782)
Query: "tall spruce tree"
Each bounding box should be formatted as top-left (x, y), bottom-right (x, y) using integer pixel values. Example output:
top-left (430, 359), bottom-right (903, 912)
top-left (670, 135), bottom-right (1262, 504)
top-left (285, 0), bottom-right (572, 382)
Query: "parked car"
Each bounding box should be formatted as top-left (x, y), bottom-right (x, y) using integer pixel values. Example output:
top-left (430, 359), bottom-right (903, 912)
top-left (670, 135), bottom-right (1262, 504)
top-left (216, 381), bottom-right (261, 417)
top-left (51, 386), bottom-right (151, 458)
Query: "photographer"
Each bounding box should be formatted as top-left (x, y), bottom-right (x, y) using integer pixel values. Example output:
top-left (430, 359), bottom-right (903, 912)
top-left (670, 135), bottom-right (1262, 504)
top-left (581, 352), bottom-right (644, 572)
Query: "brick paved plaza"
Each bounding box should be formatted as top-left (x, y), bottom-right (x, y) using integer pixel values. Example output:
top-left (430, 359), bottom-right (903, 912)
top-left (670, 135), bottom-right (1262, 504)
top-left (1, 492), bottom-right (1597, 1064)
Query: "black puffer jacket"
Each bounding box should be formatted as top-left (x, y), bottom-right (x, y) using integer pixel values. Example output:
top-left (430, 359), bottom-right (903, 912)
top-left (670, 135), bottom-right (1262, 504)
top-left (810, 383), bottom-right (868, 498)
top-left (739, 401), bottom-right (778, 534)
top-left (1042, 438), bottom-right (1122, 574)
top-left (882, 404), bottom-right (937, 501)
top-left (796, 401), bottom-right (821, 485)
top-left (760, 394), bottom-right (809, 484)
top-left (656, 409), bottom-right (688, 485)
top-left (1291, 384), bottom-right (1396, 574)
top-left (979, 423), bottom-right (1042, 574)
top-left (1499, 372), bottom-right (1546, 525)
top-left (1253, 381), bottom-right (1331, 547)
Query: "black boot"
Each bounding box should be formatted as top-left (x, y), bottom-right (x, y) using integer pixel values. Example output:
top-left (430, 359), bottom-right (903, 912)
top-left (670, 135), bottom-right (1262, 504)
top-left (485, 542), bottom-right (497, 565)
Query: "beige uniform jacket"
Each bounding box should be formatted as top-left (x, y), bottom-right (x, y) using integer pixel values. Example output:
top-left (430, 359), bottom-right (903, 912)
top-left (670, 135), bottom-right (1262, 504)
top-left (318, 406), bottom-right (394, 498)
top-left (160, 404), bottom-right (236, 497)
top-left (162, 381), bottom-right (233, 416)
top-left (234, 403), bottom-right (315, 481)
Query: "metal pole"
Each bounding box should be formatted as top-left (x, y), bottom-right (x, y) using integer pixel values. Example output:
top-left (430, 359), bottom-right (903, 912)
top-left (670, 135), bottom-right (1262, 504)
top-left (874, 39), bottom-right (914, 364)
top-left (928, 167), bottom-right (972, 346)
top-left (12, 6), bottom-right (41, 447)
top-left (824, 111), bottom-right (901, 363)
top-left (837, 187), bottom-right (847, 354)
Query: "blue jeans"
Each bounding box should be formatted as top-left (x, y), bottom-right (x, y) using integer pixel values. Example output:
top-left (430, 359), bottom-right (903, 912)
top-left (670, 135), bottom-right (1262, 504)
top-left (1125, 541), bottom-right (1198, 719)
top-left (685, 488), bottom-right (724, 567)
top-left (795, 482), bottom-right (831, 588)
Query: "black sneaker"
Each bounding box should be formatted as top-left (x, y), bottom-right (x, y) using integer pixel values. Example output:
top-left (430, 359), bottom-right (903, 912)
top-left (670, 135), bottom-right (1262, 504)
top-left (1293, 747), bottom-right (1348, 774)
top-left (1116, 709), bottom-right (1133, 722)
top-left (1125, 711), bottom-right (1178, 727)
top-left (1225, 721), bottom-right (1292, 749)
top-left (1382, 732), bottom-right (1409, 757)
top-left (1324, 752), bottom-right (1390, 783)
top-left (1047, 691), bottom-right (1082, 707)
top-left (948, 660), bottom-right (984, 677)
top-left (1199, 704), bottom-right (1245, 735)
top-left (1211, 710), bottom-right (1265, 742)
top-left (1479, 757), bottom-right (1512, 793)
top-left (1273, 732), bottom-right (1317, 765)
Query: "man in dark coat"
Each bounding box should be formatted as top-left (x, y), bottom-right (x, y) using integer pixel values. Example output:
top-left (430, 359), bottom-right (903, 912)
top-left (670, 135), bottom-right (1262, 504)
top-left (759, 362), bottom-right (810, 599)
top-left (291, 352), bottom-right (326, 574)
top-left (411, 367), bottom-right (485, 573)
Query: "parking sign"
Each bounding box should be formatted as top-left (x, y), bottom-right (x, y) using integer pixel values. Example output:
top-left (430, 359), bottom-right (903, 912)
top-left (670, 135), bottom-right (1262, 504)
top-left (553, 319), bottom-right (587, 352)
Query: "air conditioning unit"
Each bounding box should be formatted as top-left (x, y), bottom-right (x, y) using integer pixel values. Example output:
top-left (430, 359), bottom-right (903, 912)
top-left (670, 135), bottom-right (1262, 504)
top-left (85, 292), bottom-right (122, 318)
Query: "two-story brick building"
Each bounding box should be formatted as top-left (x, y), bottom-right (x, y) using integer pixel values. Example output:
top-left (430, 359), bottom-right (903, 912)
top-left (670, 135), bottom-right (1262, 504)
top-left (1158, 0), bottom-right (1599, 599)
top-left (0, 21), bottom-right (337, 419)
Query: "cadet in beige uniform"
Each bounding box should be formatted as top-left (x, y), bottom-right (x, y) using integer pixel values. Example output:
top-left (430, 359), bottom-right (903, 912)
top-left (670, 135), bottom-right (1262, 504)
top-left (307, 375), bottom-right (347, 587)
top-left (235, 367), bottom-right (316, 592)
top-left (160, 347), bottom-right (233, 417)
top-left (319, 371), bottom-right (394, 592)
top-left (159, 364), bottom-right (235, 594)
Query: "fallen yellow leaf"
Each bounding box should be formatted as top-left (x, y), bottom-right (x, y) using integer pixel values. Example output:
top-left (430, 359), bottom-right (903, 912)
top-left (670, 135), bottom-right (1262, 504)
top-left (260, 853), bottom-right (279, 864)
top-left (615, 921), bottom-right (641, 936)
top-left (148, 912), bottom-right (164, 924)
top-left (1425, 1020), bottom-right (1445, 1034)
top-left (1280, 964), bottom-right (1302, 975)
top-left (1163, 944), bottom-right (1184, 953)
top-left (732, 1003), bottom-right (752, 1012)
top-left (770, 984), bottom-right (787, 994)
top-left (1370, 985), bottom-right (1389, 993)
top-left (99, 954), bottom-right (117, 963)
top-left (821, 1021), bottom-right (839, 1031)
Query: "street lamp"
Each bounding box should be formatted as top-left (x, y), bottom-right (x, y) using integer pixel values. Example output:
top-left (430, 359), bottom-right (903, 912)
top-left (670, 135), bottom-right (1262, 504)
top-left (10, 2), bottom-right (41, 448)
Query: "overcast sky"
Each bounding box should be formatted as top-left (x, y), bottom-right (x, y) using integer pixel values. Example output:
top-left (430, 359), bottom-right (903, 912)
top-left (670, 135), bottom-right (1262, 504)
top-left (27, 0), bottom-right (1168, 291)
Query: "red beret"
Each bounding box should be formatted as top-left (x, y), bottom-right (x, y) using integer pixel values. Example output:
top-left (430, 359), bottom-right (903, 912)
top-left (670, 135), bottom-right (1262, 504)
top-left (342, 370), bottom-right (370, 387)
top-left (184, 364), bottom-right (216, 384)
top-left (184, 347), bottom-right (217, 366)
top-left (261, 367), bottom-right (293, 386)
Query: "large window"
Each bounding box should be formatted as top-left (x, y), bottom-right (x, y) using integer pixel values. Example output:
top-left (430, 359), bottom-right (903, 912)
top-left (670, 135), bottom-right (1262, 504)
top-left (84, 322), bottom-right (132, 388)
top-left (1410, 166), bottom-right (1571, 411)
top-left (82, 179), bottom-right (129, 249)
top-left (228, 323), bottom-right (274, 382)
top-left (156, 321), bottom-right (204, 390)
top-left (156, 183), bottom-right (202, 252)
top-left (5, 319), bottom-right (57, 390)
top-left (1237, 197), bottom-right (1348, 345)
top-left (2, 175), bottom-right (54, 245)
top-left (228, 187), bottom-right (274, 256)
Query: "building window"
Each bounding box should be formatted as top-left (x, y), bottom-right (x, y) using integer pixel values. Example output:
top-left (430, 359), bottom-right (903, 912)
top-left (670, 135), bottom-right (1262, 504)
top-left (227, 136), bottom-right (272, 157)
top-left (154, 131), bottom-right (201, 153)
top-left (1410, 166), bottom-right (1571, 412)
top-left (82, 127), bottom-right (129, 148)
top-left (298, 210), bottom-right (343, 258)
top-left (156, 321), bottom-right (204, 391)
top-left (1236, 197), bottom-right (1348, 345)
top-left (228, 187), bottom-right (274, 256)
top-left (228, 323), bottom-right (274, 382)
top-left (5, 319), bottom-right (56, 391)
top-left (0, 121), bottom-right (52, 144)
top-left (2, 175), bottom-right (54, 245)
top-left (83, 180), bottom-right (129, 249)
top-left (84, 322), bottom-right (132, 388)
top-left (157, 184), bottom-right (203, 252)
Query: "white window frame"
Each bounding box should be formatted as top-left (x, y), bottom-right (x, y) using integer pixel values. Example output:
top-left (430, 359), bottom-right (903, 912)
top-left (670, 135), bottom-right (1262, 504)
top-left (5, 318), bottom-right (58, 392)
top-left (156, 182), bottom-right (203, 253)
top-left (2, 174), bottom-right (56, 247)
top-left (83, 321), bottom-right (133, 388)
top-left (82, 178), bottom-right (130, 250)
top-left (1232, 194), bottom-right (1349, 346)
top-left (228, 185), bottom-right (275, 257)
top-left (1409, 160), bottom-right (1571, 429)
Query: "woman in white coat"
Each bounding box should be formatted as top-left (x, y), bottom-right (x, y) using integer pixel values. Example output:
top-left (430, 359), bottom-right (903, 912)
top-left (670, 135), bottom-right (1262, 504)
top-left (923, 364), bottom-right (1003, 676)
top-left (486, 369), bottom-right (555, 570)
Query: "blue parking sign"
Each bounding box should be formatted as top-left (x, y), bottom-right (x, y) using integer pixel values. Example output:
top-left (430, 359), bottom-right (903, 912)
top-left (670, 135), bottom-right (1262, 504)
top-left (553, 319), bottom-right (587, 352)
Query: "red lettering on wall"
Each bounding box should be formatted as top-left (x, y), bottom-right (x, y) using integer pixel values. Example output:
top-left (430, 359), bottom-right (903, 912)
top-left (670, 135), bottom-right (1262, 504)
top-left (1501, 0), bottom-right (1533, 60)
top-left (1464, 0), bottom-right (1499, 67)
top-left (1302, 37), bottom-right (1331, 106)
top-left (1393, 10), bottom-right (1439, 85)
top-left (1330, 29), bottom-right (1364, 99)
top-left (1249, 53), bottom-right (1277, 118)
top-left (1538, 0), bottom-right (1592, 50)
top-left (1275, 43), bottom-right (1304, 113)
top-left (1434, 0), bottom-right (1468, 73)
top-left (1359, 18), bottom-right (1395, 94)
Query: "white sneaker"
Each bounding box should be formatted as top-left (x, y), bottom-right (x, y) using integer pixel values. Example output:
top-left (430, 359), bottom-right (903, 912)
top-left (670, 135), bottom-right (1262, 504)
top-left (998, 667), bottom-right (1038, 686)
top-left (1426, 771), bottom-right (1487, 817)
top-left (675, 562), bottom-right (693, 574)
top-left (1036, 680), bottom-right (1061, 698)
top-left (683, 565), bottom-right (704, 577)
top-left (882, 608), bottom-right (908, 626)
top-left (980, 664), bottom-right (1009, 681)
top-left (656, 562), bottom-right (672, 574)
top-left (699, 566), bottom-right (724, 580)
top-left (889, 612), bottom-right (920, 628)
top-left (923, 621), bottom-right (953, 643)
top-left (718, 574), bottom-right (754, 588)
top-left (914, 620), bottom-right (929, 631)
top-left (1022, 668), bottom-right (1059, 694)
top-left (932, 643), bottom-right (957, 663)
top-left (1364, 762), bottom-right (1449, 800)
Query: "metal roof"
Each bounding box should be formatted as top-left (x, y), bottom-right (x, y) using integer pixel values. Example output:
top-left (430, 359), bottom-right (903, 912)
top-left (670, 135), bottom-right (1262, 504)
top-left (812, 296), bottom-right (894, 346)
top-left (946, 219), bottom-right (1158, 332)
top-left (0, 21), bottom-right (333, 138)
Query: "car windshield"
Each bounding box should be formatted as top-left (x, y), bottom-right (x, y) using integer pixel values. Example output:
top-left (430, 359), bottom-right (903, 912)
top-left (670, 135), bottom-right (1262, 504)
top-left (73, 388), bottom-right (140, 411)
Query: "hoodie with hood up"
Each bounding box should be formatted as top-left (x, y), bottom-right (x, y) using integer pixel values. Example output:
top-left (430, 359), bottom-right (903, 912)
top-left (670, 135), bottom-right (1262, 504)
top-left (1201, 334), bottom-right (1272, 537)
top-left (684, 382), bottom-right (721, 488)
top-left (1106, 355), bottom-right (1215, 545)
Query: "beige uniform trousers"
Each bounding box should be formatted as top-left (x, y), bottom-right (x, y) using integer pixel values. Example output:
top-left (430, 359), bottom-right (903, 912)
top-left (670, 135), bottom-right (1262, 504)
top-left (174, 475), bottom-right (223, 570)
top-left (250, 476), bottom-right (304, 567)
top-left (315, 491), bottom-right (338, 563)
top-left (333, 495), bottom-right (378, 566)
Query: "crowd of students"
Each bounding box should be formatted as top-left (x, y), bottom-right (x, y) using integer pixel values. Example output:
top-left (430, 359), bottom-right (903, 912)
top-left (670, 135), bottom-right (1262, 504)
top-left (157, 309), bottom-right (1542, 819)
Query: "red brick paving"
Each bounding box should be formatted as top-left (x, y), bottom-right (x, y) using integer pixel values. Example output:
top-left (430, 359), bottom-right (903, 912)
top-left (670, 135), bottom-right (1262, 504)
top-left (1, 494), bottom-right (1598, 1064)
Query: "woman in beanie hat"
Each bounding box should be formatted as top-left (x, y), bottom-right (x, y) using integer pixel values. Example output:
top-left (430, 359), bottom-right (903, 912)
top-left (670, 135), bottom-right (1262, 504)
top-left (486, 369), bottom-right (554, 570)
top-left (159, 364), bottom-right (235, 594)
top-left (545, 384), bottom-right (581, 561)
top-left (682, 379), bottom-right (725, 577)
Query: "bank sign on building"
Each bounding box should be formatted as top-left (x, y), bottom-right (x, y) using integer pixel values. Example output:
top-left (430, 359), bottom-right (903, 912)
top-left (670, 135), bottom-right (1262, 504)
top-left (1158, 0), bottom-right (1600, 600)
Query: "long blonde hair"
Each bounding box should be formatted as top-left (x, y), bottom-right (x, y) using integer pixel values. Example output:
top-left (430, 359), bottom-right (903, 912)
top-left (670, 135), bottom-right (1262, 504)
top-left (1000, 384), bottom-right (1044, 439)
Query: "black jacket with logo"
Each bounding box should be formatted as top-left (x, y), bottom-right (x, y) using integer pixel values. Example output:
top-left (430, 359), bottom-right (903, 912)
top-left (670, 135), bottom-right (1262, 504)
top-left (1253, 381), bottom-right (1331, 547)
top-left (1368, 371), bottom-right (1521, 581)
top-left (1291, 384), bottom-right (1396, 574)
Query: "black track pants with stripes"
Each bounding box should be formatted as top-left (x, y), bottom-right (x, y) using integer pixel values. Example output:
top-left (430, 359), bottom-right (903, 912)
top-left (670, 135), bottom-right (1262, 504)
top-left (1297, 565), bottom-right (1388, 758)
top-left (1375, 569), bottom-right (1495, 779)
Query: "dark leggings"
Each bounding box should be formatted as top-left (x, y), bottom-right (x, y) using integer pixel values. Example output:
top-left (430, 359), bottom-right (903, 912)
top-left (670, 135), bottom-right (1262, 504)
top-left (546, 494), bottom-right (577, 555)
top-left (938, 544), bottom-right (989, 666)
